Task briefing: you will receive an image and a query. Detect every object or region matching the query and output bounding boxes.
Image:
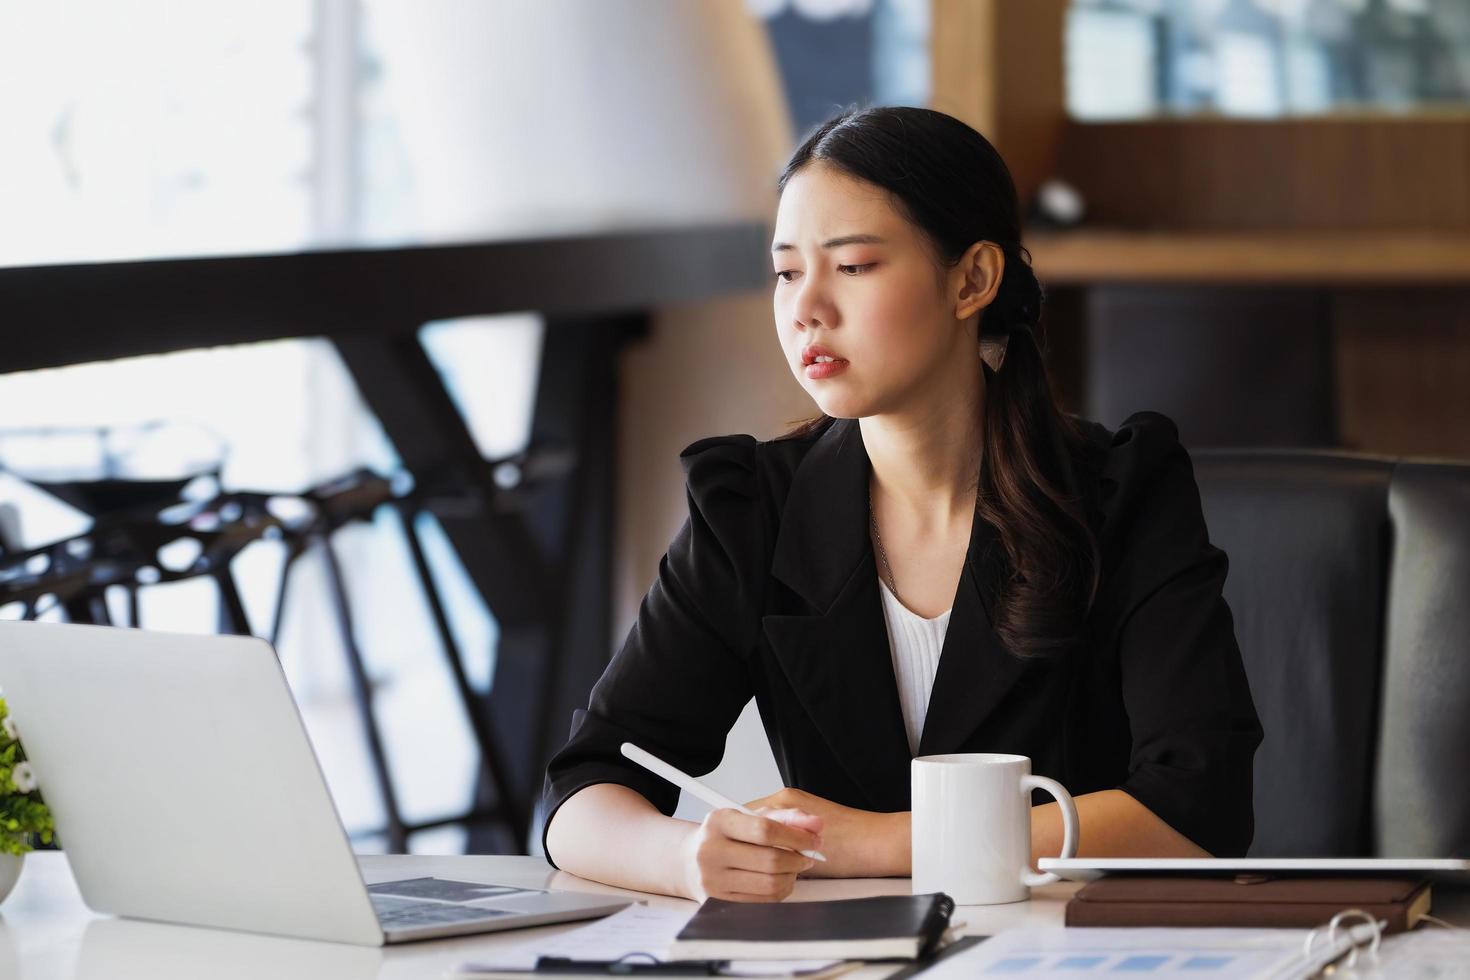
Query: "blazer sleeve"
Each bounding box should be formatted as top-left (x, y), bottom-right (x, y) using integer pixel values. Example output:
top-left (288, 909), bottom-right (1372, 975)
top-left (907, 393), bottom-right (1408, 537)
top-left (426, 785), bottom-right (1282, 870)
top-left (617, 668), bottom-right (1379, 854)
top-left (1094, 412), bottom-right (1264, 857)
top-left (540, 435), bottom-right (767, 867)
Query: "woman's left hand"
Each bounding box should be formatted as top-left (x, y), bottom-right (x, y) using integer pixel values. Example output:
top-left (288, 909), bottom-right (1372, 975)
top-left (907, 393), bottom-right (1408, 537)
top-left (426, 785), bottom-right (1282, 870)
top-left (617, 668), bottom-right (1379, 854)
top-left (744, 787), bottom-right (909, 878)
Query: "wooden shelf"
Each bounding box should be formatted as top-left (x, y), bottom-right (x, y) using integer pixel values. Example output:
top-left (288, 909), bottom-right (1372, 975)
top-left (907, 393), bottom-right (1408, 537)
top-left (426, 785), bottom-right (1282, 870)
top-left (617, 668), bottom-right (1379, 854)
top-left (1026, 230), bottom-right (1470, 287)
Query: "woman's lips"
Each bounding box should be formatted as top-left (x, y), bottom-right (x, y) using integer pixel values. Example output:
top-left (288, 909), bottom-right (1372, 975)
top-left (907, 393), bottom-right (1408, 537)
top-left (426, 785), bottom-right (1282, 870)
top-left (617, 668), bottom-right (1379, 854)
top-left (804, 358), bottom-right (849, 380)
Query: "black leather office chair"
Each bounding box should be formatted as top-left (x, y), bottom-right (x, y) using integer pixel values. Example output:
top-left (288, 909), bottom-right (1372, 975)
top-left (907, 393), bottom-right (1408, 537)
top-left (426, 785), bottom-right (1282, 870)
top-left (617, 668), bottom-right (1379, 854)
top-left (1374, 462), bottom-right (1470, 858)
top-left (1193, 451), bottom-right (1470, 858)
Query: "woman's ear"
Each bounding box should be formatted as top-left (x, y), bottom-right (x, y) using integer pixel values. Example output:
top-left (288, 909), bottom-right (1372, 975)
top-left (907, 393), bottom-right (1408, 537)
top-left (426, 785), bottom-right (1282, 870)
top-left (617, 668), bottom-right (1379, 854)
top-left (953, 241), bottom-right (1004, 321)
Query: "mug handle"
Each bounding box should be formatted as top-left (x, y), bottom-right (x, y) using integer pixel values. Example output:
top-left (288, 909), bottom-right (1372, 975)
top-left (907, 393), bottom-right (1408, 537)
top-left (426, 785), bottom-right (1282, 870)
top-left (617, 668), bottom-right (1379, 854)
top-left (1019, 774), bottom-right (1078, 888)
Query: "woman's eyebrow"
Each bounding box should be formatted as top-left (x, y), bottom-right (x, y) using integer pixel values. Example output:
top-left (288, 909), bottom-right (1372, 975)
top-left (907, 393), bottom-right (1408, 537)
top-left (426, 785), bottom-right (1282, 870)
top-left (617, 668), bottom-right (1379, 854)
top-left (770, 233), bottom-right (887, 253)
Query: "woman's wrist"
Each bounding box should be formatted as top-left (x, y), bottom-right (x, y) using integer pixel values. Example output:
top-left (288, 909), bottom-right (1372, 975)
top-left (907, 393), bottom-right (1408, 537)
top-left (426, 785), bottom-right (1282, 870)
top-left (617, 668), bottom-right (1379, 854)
top-left (667, 818), bottom-right (703, 900)
top-left (876, 810), bottom-right (912, 877)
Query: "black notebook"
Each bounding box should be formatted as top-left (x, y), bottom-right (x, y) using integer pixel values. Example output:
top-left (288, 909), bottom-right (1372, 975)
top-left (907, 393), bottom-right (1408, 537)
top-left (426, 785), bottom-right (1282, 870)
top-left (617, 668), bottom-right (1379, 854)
top-left (667, 893), bottom-right (955, 962)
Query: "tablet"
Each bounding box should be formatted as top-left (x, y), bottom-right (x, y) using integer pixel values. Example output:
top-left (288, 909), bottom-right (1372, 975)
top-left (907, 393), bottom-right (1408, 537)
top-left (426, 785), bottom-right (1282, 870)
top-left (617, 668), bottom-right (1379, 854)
top-left (1037, 857), bottom-right (1470, 882)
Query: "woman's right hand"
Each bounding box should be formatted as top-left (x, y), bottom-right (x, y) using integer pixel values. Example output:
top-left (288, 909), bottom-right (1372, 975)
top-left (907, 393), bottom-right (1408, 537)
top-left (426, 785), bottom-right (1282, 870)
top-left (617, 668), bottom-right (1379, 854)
top-left (677, 807), bottom-right (824, 902)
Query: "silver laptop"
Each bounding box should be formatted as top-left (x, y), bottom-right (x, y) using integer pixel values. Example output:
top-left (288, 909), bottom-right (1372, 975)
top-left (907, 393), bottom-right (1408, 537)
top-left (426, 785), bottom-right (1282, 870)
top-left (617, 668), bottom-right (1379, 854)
top-left (0, 620), bottom-right (631, 945)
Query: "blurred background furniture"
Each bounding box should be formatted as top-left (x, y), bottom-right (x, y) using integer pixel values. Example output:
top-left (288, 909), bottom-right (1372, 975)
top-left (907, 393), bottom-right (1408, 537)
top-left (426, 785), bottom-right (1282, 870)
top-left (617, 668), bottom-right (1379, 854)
top-left (933, 0), bottom-right (1470, 458)
top-left (1194, 449), bottom-right (1470, 858)
top-left (0, 226), bottom-right (768, 854)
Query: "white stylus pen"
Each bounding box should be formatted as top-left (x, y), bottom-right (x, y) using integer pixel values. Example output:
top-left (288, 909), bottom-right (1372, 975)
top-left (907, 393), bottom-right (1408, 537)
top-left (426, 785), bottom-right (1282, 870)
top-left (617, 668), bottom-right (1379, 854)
top-left (619, 742), bottom-right (827, 862)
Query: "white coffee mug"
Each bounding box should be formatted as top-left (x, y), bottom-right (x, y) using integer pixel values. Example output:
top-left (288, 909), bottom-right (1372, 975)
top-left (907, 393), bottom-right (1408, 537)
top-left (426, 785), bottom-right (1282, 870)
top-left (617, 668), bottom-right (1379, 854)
top-left (911, 752), bottom-right (1079, 905)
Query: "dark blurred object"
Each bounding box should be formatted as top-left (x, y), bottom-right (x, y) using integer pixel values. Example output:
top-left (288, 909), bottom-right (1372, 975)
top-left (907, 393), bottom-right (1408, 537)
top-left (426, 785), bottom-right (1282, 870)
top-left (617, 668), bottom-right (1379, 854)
top-left (759, 3), bottom-right (873, 133)
top-left (0, 461), bottom-right (526, 856)
top-left (0, 420), bottom-right (227, 623)
top-left (0, 420), bottom-right (226, 509)
top-left (750, 0), bottom-right (933, 135)
top-left (31, 477), bottom-right (197, 515)
top-left (0, 504), bottom-right (19, 552)
top-left (0, 485), bottom-right (300, 630)
top-left (1194, 450), bottom-right (1470, 858)
top-left (1085, 286), bottom-right (1335, 447)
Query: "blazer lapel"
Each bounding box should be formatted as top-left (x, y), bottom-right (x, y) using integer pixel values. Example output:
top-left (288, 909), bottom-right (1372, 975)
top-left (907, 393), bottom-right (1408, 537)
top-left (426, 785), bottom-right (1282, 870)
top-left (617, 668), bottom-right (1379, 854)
top-left (916, 513), bottom-right (1040, 757)
top-left (760, 417), bottom-right (1044, 805)
top-left (762, 564), bottom-right (913, 810)
top-left (763, 419), bottom-right (911, 809)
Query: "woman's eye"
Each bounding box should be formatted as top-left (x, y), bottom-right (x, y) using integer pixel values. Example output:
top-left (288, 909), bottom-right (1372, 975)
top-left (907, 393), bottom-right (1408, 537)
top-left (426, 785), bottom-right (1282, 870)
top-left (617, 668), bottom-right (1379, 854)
top-left (773, 264), bottom-right (873, 284)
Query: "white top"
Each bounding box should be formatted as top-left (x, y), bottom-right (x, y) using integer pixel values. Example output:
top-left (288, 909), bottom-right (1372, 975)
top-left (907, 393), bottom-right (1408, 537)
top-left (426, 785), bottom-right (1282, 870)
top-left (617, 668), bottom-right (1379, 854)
top-left (877, 576), bottom-right (952, 756)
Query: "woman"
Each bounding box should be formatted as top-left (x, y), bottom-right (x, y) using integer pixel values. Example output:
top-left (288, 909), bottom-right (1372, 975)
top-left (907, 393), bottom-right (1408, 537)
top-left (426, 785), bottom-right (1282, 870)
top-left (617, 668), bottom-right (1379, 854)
top-left (542, 106), bottom-right (1262, 903)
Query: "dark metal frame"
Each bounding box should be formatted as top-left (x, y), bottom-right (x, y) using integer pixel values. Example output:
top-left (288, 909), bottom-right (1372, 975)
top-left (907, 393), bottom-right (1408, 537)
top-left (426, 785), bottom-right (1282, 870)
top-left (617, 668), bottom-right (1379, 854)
top-left (0, 224), bottom-right (770, 852)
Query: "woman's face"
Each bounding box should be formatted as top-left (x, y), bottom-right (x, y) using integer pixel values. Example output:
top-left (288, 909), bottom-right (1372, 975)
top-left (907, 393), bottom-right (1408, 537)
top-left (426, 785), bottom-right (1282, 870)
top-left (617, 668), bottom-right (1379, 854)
top-left (772, 161), bottom-right (979, 421)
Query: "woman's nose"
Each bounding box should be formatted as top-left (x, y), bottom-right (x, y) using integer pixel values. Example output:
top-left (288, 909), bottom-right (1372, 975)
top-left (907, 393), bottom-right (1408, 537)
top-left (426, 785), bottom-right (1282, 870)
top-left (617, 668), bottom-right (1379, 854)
top-left (792, 278), bottom-right (832, 330)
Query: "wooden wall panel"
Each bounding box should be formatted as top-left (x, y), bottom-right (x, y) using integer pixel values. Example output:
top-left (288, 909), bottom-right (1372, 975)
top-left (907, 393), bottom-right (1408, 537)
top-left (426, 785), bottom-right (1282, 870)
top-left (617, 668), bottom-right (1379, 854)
top-left (931, 0), bottom-right (1067, 208)
top-left (1026, 230), bottom-right (1470, 286)
top-left (1060, 117), bottom-right (1470, 232)
top-left (930, 0), bottom-right (996, 137)
top-left (1334, 289), bottom-right (1470, 458)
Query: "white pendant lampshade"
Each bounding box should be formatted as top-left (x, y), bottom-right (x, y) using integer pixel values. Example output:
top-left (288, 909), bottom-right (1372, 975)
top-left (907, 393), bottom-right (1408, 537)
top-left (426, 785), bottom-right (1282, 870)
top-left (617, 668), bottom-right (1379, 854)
top-left (359, 0), bottom-right (795, 241)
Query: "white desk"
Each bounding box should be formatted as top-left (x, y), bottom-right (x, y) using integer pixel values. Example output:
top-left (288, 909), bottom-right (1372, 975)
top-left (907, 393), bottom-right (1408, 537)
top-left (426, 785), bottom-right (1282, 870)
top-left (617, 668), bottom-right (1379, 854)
top-left (7, 853), bottom-right (1467, 979)
top-left (0, 852), bottom-right (1079, 979)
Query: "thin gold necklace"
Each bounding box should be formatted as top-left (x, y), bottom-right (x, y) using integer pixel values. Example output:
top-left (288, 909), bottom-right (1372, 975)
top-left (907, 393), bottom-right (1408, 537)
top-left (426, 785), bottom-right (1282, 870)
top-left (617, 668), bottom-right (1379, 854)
top-left (869, 485), bottom-right (982, 607)
top-left (868, 488), bottom-right (902, 605)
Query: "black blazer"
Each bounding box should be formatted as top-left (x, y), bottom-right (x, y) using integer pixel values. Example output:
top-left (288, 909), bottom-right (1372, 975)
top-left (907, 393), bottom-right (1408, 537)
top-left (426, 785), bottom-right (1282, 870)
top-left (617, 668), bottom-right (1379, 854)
top-left (542, 412), bottom-right (1263, 861)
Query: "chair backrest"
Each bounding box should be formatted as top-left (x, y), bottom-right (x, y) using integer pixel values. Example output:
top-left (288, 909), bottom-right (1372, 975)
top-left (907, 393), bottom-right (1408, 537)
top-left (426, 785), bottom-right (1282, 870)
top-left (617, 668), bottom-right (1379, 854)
top-left (1193, 451), bottom-right (1394, 857)
top-left (1375, 460), bottom-right (1470, 858)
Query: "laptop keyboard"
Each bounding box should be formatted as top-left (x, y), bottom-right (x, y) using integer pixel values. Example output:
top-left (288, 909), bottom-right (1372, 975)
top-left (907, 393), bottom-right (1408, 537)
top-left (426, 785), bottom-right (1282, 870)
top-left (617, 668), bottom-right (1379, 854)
top-left (371, 893), bottom-right (514, 929)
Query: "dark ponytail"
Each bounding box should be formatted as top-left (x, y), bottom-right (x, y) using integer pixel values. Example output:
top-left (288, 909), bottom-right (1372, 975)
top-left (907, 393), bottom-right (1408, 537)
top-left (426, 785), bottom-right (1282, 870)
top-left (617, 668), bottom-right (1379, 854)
top-left (778, 106), bottom-right (1098, 661)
